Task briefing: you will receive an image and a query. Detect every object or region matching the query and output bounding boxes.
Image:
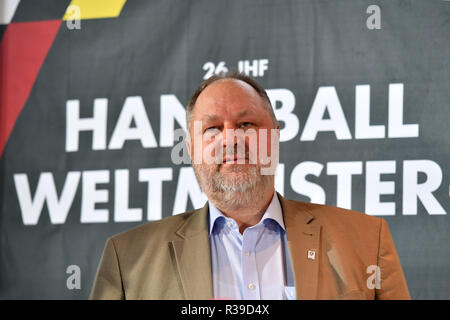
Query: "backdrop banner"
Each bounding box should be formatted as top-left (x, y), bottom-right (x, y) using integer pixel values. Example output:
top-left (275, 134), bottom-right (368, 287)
top-left (0, 0), bottom-right (449, 299)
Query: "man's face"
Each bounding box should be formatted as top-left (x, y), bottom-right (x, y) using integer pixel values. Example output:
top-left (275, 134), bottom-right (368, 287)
top-left (187, 79), bottom-right (279, 208)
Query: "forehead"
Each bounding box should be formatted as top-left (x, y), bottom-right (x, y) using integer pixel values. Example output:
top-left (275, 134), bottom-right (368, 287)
top-left (193, 79), bottom-right (267, 119)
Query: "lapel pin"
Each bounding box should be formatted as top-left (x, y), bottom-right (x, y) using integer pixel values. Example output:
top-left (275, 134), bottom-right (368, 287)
top-left (307, 250), bottom-right (316, 260)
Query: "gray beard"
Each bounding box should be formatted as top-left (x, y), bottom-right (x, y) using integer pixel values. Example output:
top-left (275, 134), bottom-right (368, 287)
top-left (192, 163), bottom-right (273, 211)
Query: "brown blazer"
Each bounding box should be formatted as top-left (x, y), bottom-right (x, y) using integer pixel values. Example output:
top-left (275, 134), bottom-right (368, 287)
top-left (90, 193), bottom-right (410, 300)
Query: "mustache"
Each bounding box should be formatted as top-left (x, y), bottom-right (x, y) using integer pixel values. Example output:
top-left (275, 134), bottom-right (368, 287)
top-left (217, 145), bottom-right (253, 163)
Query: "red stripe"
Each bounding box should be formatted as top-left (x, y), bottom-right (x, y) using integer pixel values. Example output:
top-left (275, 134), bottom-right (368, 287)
top-left (0, 19), bottom-right (61, 157)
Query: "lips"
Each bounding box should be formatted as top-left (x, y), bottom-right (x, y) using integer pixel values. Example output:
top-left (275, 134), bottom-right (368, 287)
top-left (223, 154), bottom-right (247, 163)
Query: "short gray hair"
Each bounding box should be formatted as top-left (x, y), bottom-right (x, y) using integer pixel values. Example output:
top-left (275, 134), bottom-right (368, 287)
top-left (186, 71), bottom-right (278, 130)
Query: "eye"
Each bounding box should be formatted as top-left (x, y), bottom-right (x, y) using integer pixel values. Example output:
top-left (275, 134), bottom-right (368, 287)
top-left (203, 126), bottom-right (220, 136)
top-left (204, 126), bottom-right (217, 132)
top-left (241, 122), bottom-right (253, 128)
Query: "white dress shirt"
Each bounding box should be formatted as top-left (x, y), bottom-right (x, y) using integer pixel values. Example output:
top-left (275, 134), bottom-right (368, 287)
top-left (209, 192), bottom-right (296, 300)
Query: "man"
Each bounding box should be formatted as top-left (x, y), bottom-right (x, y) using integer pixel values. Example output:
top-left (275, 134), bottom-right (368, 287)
top-left (90, 72), bottom-right (410, 300)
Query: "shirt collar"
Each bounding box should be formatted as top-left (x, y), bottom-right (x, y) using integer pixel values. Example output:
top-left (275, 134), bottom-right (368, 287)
top-left (208, 191), bottom-right (285, 234)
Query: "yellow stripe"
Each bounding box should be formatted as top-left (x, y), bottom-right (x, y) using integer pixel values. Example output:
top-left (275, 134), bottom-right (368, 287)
top-left (63, 0), bottom-right (127, 20)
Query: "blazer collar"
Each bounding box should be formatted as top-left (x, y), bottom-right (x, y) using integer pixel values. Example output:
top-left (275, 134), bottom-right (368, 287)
top-left (175, 202), bottom-right (209, 239)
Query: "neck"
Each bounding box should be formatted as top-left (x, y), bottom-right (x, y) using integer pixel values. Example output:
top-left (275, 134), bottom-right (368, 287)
top-left (212, 187), bottom-right (275, 234)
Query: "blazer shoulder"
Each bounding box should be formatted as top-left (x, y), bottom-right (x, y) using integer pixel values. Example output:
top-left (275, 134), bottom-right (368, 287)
top-left (110, 209), bottom-right (198, 245)
top-left (285, 198), bottom-right (382, 231)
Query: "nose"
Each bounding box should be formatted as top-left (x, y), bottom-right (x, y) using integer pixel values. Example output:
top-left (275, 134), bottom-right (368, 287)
top-left (222, 126), bottom-right (236, 148)
top-left (221, 122), bottom-right (247, 150)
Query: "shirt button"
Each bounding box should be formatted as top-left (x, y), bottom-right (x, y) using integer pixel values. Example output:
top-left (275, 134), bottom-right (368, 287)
top-left (245, 251), bottom-right (250, 257)
top-left (227, 221), bottom-right (233, 228)
top-left (248, 283), bottom-right (255, 290)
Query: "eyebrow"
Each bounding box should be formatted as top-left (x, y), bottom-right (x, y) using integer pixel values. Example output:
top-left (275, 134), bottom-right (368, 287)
top-left (201, 108), bottom-right (252, 122)
top-left (202, 114), bottom-right (220, 122)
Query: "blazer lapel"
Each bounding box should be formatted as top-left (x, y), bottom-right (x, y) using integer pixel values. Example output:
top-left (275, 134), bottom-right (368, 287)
top-left (170, 203), bottom-right (213, 300)
top-left (278, 193), bottom-right (321, 300)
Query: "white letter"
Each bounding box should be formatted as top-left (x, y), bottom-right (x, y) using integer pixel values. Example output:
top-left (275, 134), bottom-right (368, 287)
top-left (173, 167), bottom-right (207, 214)
top-left (80, 170), bottom-right (109, 223)
top-left (66, 265), bottom-right (81, 290)
top-left (114, 169), bottom-right (142, 222)
top-left (258, 59), bottom-right (269, 77)
top-left (355, 85), bottom-right (385, 139)
top-left (403, 160), bottom-right (446, 215)
top-left (66, 99), bottom-right (107, 152)
top-left (267, 89), bottom-right (299, 142)
top-left (244, 60), bottom-right (258, 77)
top-left (108, 96), bottom-right (157, 149)
top-left (171, 128), bottom-right (191, 165)
top-left (160, 94), bottom-right (187, 147)
top-left (14, 172), bottom-right (80, 225)
top-left (365, 161), bottom-right (396, 216)
top-left (139, 168), bottom-right (173, 220)
top-left (65, 4), bottom-right (81, 30)
top-left (388, 84), bottom-right (419, 138)
top-left (290, 161), bottom-right (325, 204)
top-left (301, 87), bottom-right (352, 141)
top-left (366, 265), bottom-right (381, 289)
top-left (366, 5), bottom-right (381, 30)
top-left (327, 161), bottom-right (363, 209)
